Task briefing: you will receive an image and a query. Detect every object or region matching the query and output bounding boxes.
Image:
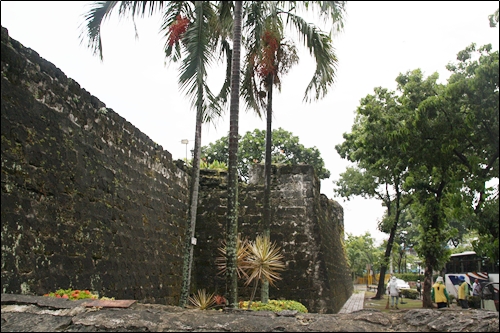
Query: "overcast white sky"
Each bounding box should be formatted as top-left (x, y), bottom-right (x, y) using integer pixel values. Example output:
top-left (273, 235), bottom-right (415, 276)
top-left (2, 1), bottom-right (499, 245)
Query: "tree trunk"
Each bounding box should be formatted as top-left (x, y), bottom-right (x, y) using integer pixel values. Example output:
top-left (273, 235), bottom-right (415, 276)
top-left (261, 75), bottom-right (274, 304)
top-left (374, 182), bottom-right (405, 299)
top-left (226, 0), bottom-right (242, 309)
top-left (373, 222), bottom-right (397, 299)
top-left (179, 101), bottom-right (203, 307)
top-left (421, 188), bottom-right (444, 308)
top-left (373, 198), bottom-right (395, 299)
top-left (422, 263), bottom-right (434, 308)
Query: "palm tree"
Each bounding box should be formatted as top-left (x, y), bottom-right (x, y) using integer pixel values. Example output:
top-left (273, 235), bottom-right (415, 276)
top-left (79, 1), bottom-right (231, 308)
top-left (240, 1), bottom-right (346, 303)
top-left (225, 0), bottom-right (243, 310)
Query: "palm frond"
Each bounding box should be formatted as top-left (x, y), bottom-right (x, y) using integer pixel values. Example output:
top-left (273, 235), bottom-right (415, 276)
top-left (242, 1), bottom-right (269, 52)
top-left (80, 1), bottom-right (174, 60)
top-left (284, 12), bottom-right (338, 102)
top-left (216, 1), bottom-right (234, 35)
top-left (241, 53), bottom-right (265, 115)
top-left (210, 39), bottom-right (232, 116)
top-left (282, 1), bottom-right (347, 33)
top-left (176, 1), bottom-right (222, 123)
top-left (122, 1), bottom-right (167, 18)
top-left (79, 1), bottom-right (120, 60)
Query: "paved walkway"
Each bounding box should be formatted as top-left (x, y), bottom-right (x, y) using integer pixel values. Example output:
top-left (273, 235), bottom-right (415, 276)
top-left (338, 291), bottom-right (365, 314)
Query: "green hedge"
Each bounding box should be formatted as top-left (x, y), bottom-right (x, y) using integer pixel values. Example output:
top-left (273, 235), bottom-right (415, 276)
top-left (392, 273), bottom-right (441, 283)
top-left (239, 300), bottom-right (308, 313)
top-left (400, 288), bottom-right (419, 299)
top-left (468, 296), bottom-right (482, 309)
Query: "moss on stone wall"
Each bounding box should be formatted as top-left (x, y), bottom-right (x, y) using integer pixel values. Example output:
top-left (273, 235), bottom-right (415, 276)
top-left (1, 26), bottom-right (189, 304)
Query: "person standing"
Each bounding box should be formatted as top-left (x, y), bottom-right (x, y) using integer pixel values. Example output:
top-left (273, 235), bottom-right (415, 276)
top-left (386, 276), bottom-right (401, 309)
top-left (472, 278), bottom-right (482, 309)
top-left (472, 279), bottom-right (482, 296)
top-left (416, 279), bottom-right (422, 299)
top-left (431, 276), bottom-right (449, 309)
top-left (457, 276), bottom-right (469, 309)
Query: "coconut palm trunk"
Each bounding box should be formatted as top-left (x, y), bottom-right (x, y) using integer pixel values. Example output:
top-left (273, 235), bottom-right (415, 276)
top-left (261, 74), bottom-right (273, 303)
top-left (226, 0), bottom-right (243, 309)
top-left (179, 99), bottom-right (203, 307)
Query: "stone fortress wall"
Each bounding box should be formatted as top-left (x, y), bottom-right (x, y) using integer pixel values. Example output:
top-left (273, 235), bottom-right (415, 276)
top-left (1, 26), bottom-right (352, 313)
top-left (194, 166), bottom-right (353, 313)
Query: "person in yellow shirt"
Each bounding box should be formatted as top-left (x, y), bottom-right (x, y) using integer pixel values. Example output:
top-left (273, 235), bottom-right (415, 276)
top-left (457, 275), bottom-right (469, 309)
top-left (431, 276), bottom-right (449, 309)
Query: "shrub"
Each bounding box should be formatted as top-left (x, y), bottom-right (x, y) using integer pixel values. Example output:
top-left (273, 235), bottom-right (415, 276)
top-left (238, 299), bottom-right (308, 313)
top-left (43, 288), bottom-right (107, 300)
top-left (396, 273), bottom-right (422, 283)
top-left (400, 288), bottom-right (419, 299)
top-left (468, 295), bottom-right (482, 309)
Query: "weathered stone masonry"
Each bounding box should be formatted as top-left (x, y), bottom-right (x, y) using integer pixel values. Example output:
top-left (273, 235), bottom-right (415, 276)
top-left (1, 26), bottom-right (352, 313)
top-left (1, 26), bottom-right (190, 305)
top-left (194, 165), bottom-right (352, 313)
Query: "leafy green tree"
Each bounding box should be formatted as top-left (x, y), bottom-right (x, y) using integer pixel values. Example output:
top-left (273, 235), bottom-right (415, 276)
top-left (336, 43), bottom-right (498, 306)
top-left (398, 43), bottom-right (498, 307)
top-left (489, 7), bottom-right (499, 27)
top-left (344, 232), bottom-right (381, 282)
top-left (436, 43), bottom-right (499, 267)
top-left (202, 128), bottom-right (330, 181)
top-left (80, 1), bottom-right (231, 308)
top-left (334, 86), bottom-right (414, 299)
top-left (471, 192), bottom-right (499, 264)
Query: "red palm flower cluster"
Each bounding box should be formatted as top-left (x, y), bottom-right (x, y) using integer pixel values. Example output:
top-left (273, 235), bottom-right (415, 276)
top-left (257, 30), bottom-right (280, 78)
top-left (168, 15), bottom-right (190, 46)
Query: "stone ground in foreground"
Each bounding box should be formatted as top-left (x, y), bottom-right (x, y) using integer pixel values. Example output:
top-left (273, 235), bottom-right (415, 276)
top-left (1, 294), bottom-right (499, 332)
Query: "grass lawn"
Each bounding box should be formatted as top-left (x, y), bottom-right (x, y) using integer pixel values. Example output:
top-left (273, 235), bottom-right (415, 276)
top-left (362, 291), bottom-right (460, 312)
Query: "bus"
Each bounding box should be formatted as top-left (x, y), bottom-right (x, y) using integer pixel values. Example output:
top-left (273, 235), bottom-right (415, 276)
top-left (443, 251), bottom-right (499, 311)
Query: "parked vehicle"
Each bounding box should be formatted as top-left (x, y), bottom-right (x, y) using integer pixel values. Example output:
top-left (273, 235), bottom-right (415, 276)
top-left (396, 278), bottom-right (410, 289)
top-left (444, 251), bottom-right (499, 311)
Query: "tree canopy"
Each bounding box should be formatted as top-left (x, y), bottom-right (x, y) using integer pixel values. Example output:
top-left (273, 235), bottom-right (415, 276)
top-left (201, 128), bottom-right (331, 181)
top-left (344, 232), bottom-right (382, 280)
top-left (334, 43), bottom-right (498, 307)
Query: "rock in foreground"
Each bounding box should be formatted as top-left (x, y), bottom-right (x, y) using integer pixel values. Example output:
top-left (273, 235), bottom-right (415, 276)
top-left (1, 294), bottom-right (498, 332)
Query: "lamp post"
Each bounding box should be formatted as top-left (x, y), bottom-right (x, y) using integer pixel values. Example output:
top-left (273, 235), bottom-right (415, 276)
top-left (181, 139), bottom-right (189, 162)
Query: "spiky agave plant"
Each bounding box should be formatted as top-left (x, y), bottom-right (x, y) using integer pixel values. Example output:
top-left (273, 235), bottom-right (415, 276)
top-left (242, 235), bottom-right (285, 309)
top-left (216, 234), bottom-right (250, 280)
top-left (188, 289), bottom-right (216, 310)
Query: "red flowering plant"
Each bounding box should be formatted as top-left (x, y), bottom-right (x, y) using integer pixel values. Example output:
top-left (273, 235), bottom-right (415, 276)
top-left (43, 288), bottom-right (99, 300)
top-left (214, 294), bottom-right (227, 308)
